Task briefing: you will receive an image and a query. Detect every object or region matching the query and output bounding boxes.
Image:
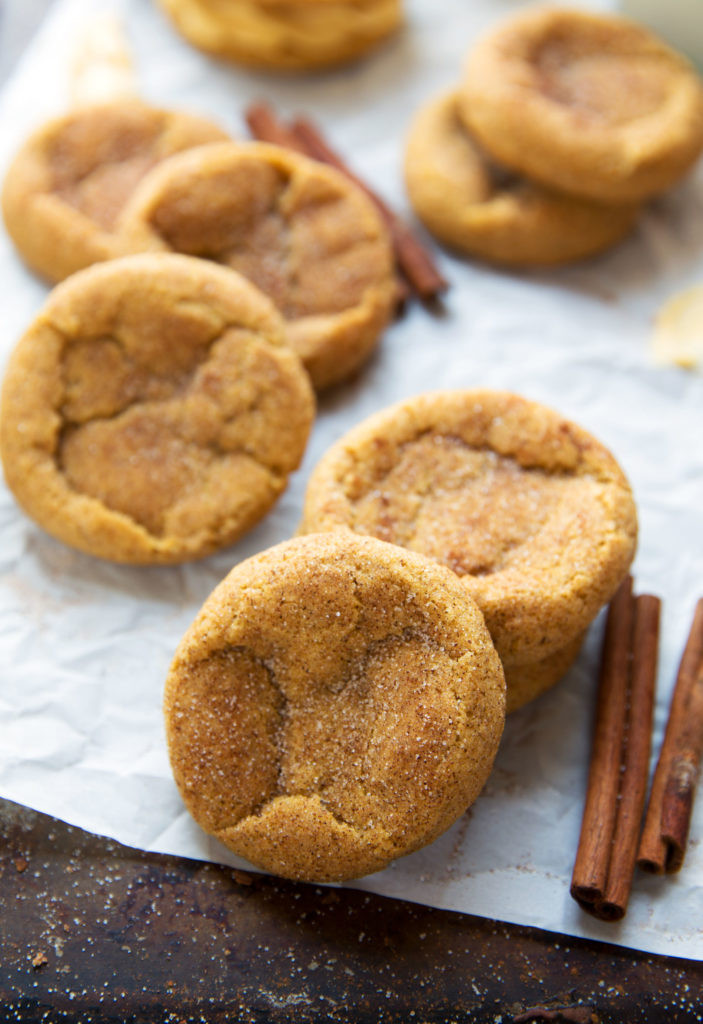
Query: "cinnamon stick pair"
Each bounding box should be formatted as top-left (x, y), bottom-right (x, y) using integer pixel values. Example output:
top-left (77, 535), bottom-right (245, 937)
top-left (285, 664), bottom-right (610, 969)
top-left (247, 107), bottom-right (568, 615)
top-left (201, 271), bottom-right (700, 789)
top-left (572, 585), bottom-right (703, 919)
top-left (244, 101), bottom-right (447, 306)
top-left (571, 577), bottom-right (660, 921)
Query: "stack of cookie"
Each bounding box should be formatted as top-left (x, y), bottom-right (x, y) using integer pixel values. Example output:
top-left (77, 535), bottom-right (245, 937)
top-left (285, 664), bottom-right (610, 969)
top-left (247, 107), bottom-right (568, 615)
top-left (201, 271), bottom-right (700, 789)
top-left (300, 390), bottom-right (638, 714)
top-left (406, 7), bottom-right (703, 267)
top-left (156, 0), bottom-right (403, 71)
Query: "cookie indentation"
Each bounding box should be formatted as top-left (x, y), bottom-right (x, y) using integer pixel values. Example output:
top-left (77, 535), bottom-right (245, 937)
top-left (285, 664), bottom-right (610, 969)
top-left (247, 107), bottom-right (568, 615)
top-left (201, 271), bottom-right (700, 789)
top-left (404, 91), bottom-right (639, 267)
top-left (535, 37), bottom-right (669, 125)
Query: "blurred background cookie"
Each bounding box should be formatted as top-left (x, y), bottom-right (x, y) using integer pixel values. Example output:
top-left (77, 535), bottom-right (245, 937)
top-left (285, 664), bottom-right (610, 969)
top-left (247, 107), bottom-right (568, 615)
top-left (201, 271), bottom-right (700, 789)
top-left (2, 13), bottom-right (229, 283)
top-left (164, 531), bottom-right (505, 882)
top-left (0, 254), bottom-right (314, 564)
top-left (156, 0), bottom-right (403, 72)
top-left (458, 7), bottom-right (703, 204)
top-left (2, 100), bottom-right (228, 282)
top-left (405, 90), bottom-right (640, 267)
top-left (300, 390), bottom-right (638, 712)
top-left (118, 141), bottom-right (397, 390)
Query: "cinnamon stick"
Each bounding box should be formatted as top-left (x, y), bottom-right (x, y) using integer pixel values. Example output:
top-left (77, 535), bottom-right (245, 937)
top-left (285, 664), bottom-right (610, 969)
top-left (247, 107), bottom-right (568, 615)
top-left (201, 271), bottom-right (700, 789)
top-left (598, 594), bottom-right (660, 920)
top-left (570, 576), bottom-right (635, 912)
top-left (290, 115), bottom-right (448, 302)
top-left (638, 598), bottom-right (703, 873)
top-left (244, 102), bottom-right (309, 155)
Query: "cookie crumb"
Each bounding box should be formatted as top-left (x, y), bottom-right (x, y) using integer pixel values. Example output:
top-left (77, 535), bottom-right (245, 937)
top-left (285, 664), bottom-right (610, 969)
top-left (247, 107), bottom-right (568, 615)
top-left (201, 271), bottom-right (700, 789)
top-left (232, 870), bottom-right (253, 886)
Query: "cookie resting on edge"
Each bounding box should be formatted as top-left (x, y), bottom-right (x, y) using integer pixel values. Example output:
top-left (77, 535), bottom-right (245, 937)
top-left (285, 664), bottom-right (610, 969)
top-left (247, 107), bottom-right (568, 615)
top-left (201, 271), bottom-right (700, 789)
top-left (164, 532), bottom-right (506, 882)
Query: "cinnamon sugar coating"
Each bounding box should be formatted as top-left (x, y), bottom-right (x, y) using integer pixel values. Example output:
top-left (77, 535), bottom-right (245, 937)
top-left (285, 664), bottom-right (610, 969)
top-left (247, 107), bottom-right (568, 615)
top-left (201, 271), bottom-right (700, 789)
top-left (156, 0), bottom-right (403, 72)
top-left (1, 99), bottom-right (228, 283)
top-left (164, 532), bottom-right (505, 881)
top-left (405, 91), bottom-right (639, 267)
top-left (300, 391), bottom-right (637, 706)
top-left (458, 7), bottom-right (703, 203)
top-left (117, 141), bottom-right (396, 391)
top-left (0, 254), bottom-right (314, 564)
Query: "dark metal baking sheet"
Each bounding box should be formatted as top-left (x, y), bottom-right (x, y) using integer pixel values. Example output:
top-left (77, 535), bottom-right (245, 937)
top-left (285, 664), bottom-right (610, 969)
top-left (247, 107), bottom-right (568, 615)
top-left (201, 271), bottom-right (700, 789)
top-left (2, 797), bottom-right (702, 1023)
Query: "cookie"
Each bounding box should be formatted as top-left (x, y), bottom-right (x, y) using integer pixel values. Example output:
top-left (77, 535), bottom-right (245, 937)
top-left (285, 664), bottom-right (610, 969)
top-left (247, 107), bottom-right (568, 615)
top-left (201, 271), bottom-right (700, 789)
top-left (118, 141), bottom-right (396, 390)
top-left (164, 531), bottom-right (506, 882)
top-left (405, 91), bottom-right (639, 267)
top-left (299, 390), bottom-right (638, 709)
top-left (0, 253), bottom-right (314, 564)
top-left (1, 99), bottom-right (229, 283)
top-left (502, 631), bottom-right (586, 714)
top-left (156, 0), bottom-right (402, 72)
top-left (458, 7), bottom-right (703, 203)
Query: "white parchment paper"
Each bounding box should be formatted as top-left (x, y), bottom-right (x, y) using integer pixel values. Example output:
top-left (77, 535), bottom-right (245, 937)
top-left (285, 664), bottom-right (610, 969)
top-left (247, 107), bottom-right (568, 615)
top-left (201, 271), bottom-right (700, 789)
top-left (1, 0), bottom-right (702, 960)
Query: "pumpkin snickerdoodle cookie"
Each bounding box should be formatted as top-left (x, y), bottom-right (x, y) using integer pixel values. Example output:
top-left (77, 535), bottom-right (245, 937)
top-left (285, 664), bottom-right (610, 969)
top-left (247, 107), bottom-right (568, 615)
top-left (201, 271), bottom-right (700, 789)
top-left (164, 531), bottom-right (506, 882)
top-left (156, 0), bottom-right (403, 72)
top-left (1, 100), bottom-right (228, 283)
top-left (118, 141), bottom-right (396, 390)
top-left (300, 391), bottom-right (638, 712)
top-left (0, 253), bottom-right (314, 564)
top-left (405, 91), bottom-right (639, 267)
top-left (458, 7), bottom-right (703, 204)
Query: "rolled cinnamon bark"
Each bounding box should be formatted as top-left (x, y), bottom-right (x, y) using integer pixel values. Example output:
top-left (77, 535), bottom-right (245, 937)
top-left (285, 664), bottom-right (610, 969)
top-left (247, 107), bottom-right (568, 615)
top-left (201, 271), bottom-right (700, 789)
top-left (638, 598), bottom-right (703, 873)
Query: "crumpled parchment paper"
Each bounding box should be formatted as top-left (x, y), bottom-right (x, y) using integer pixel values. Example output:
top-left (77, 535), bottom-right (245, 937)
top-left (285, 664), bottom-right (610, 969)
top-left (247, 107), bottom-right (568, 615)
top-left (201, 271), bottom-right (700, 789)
top-left (1, 0), bottom-right (702, 960)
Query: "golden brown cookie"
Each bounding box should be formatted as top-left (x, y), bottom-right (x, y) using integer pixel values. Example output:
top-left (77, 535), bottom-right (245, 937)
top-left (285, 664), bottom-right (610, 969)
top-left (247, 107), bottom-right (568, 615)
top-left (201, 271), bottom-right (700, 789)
top-left (164, 531), bottom-right (506, 882)
top-left (1, 99), bottom-right (228, 283)
top-left (118, 141), bottom-right (396, 390)
top-left (300, 391), bottom-right (638, 708)
top-left (0, 253), bottom-right (314, 564)
top-left (458, 7), bottom-right (703, 203)
top-left (405, 91), bottom-right (639, 267)
top-left (502, 631), bottom-right (586, 714)
top-left (157, 0), bottom-right (403, 72)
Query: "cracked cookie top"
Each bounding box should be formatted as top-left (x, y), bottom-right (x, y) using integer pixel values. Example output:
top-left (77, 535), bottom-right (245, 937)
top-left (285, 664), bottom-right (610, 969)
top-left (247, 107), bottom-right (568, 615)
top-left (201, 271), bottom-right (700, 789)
top-left (300, 390), bottom-right (638, 664)
top-left (1, 99), bottom-right (228, 283)
top-left (0, 253), bottom-right (315, 564)
top-left (117, 141), bottom-right (397, 390)
top-left (164, 531), bottom-right (505, 882)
